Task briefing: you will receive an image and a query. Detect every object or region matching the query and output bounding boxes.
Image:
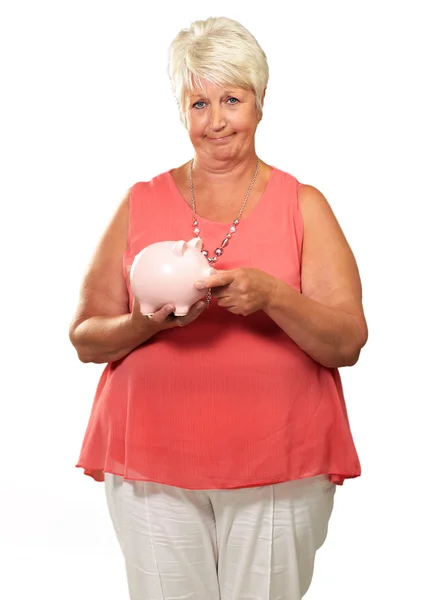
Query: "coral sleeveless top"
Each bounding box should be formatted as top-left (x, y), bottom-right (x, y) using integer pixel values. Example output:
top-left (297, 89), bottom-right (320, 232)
top-left (76, 166), bottom-right (361, 488)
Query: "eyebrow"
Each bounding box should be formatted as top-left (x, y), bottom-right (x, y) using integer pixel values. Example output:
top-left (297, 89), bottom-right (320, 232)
top-left (189, 90), bottom-right (240, 99)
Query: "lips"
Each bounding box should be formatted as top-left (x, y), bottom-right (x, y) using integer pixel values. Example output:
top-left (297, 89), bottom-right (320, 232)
top-left (208, 133), bottom-right (235, 141)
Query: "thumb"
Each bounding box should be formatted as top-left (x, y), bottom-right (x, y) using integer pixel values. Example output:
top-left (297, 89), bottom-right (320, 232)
top-left (131, 296), bottom-right (142, 317)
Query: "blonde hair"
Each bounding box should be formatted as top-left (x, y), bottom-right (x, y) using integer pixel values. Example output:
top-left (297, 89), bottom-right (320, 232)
top-left (168, 17), bottom-right (269, 128)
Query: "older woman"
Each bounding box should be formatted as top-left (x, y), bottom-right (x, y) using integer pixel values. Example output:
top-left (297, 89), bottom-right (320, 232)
top-left (70, 16), bottom-right (368, 600)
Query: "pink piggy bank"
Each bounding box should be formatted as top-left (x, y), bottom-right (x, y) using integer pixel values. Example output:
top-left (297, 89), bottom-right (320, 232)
top-left (129, 237), bottom-right (215, 316)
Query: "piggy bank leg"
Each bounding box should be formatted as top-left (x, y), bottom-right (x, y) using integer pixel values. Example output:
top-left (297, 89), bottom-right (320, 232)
top-left (174, 306), bottom-right (189, 317)
top-left (139, 302), bottom-right (155, 316)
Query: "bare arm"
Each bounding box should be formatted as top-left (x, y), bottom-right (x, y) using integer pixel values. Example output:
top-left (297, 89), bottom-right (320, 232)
top-left (69, 188), bottom-right (205, 364)
top-left (264, 284), bottom-right (366, 368)
top-left (69, 188), bottom-right (151, 363)
top-left (199, 184), bottom-right (368, 368)
top-left (264, 184), bottom-right (368, 367)
top-left (70, 311), bottom-right (161, 365)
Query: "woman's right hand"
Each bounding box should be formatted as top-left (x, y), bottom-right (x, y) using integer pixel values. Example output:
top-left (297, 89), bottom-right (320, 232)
top-left (130, 298), bottom-right (207, 334)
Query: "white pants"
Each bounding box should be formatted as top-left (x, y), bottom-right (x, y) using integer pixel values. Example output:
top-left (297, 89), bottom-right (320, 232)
top-left (104, 473), bottom-right (336, 600)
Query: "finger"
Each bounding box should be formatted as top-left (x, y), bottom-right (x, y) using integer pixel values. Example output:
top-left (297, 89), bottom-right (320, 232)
top-left (151, 304), bottom-right (176, 323)
top-left (216, 297), bottom-right (235, 308)
top-left (210, 287), bottom-right (230, 299)
top-left (195, 270), bottom-right (234, 290)
top-left (175, 301), bottom-right (206, 327)
top-left (131, 297), bottom-right (143, 317)
top-left (227, 306), bottom-right (244, 314)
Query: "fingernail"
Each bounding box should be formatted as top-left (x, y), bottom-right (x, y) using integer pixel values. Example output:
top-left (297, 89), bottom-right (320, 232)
top-left (195, 281), bottom-right (205, 290)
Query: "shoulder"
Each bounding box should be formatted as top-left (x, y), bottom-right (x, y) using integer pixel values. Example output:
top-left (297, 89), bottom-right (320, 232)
top-left (297, 183), bottom-right (328, 204)
top-left (296, 184), bottom-right (338, 226)
top-left (268, 166), bottom-right (309, 204)
top-left (126, 171), bottom-right (173, 209)
top-left (268, 165), bottom-right (298, 185)
top-left (294, 183), bottom-right (347, 252)
top-left (129, 171), bottom-right (170, 191)
top-left (268, 165), bottom-right (332, 210)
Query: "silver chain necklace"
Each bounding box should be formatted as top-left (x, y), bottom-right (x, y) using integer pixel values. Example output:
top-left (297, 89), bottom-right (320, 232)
top-left (189, 158), bottom-right (260, 307)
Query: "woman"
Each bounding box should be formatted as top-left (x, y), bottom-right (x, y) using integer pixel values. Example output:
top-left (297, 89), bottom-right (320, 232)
top-left (70, 16), bottom-right (368, 600)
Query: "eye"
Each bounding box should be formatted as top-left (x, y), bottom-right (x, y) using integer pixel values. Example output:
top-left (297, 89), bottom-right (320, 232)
top-left (227, 97), bottom-right (239, 104)
top-left (192, 101), bottom-right (206, 109)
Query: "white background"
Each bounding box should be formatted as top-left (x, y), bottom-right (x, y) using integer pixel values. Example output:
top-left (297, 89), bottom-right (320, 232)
top-left (1, 1), bottom-right (430, 598)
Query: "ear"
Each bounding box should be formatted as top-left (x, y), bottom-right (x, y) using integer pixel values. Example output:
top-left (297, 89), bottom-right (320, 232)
top-left (187, 237), bottom-right (203, 251)
top-left (172, 240), bottom-right (187, 256)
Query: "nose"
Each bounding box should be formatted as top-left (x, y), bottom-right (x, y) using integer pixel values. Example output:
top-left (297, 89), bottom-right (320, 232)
top-left (209, 104), bottom-right (226, 131)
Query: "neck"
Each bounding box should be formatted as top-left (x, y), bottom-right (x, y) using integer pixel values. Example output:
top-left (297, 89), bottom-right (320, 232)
top-left (191, 153), bottom-right (259, 188)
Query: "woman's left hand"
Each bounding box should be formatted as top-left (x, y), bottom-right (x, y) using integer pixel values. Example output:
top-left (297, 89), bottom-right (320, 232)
top-left (195, 268), bottom-right (278, 315)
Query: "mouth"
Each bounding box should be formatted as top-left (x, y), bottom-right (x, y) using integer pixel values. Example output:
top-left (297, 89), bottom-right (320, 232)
top-left (207, 133), bottom-right (235, 142)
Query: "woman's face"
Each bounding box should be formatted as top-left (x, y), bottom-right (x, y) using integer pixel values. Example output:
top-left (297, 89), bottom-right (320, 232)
top-left (185, 80), bottom-right (263, 164)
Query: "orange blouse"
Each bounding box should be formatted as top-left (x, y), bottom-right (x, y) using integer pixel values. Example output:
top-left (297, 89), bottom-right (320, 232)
top-left (76, 167), bottom-right (361, 488)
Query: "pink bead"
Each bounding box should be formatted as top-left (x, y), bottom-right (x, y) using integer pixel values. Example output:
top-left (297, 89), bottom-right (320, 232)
top-left (202, 249), bottom-right (209, 257)
top-left (215, 248), bottom-right (223, 256)
top-left (230, 226), bottom-right (236, 233)
top-left (194, 227), bottom-right (200, 235)
top-left (233, 219), bottom-right (239, 225)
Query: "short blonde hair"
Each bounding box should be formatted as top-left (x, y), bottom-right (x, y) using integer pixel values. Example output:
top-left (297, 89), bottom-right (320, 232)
top-left (168, 16), bottom-right (269, 128)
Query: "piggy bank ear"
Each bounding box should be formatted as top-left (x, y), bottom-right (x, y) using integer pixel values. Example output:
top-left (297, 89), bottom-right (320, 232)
top-left (172, 240), bottom-right (187, 256)
top-left (187, 237), bottom-right (203, 251)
